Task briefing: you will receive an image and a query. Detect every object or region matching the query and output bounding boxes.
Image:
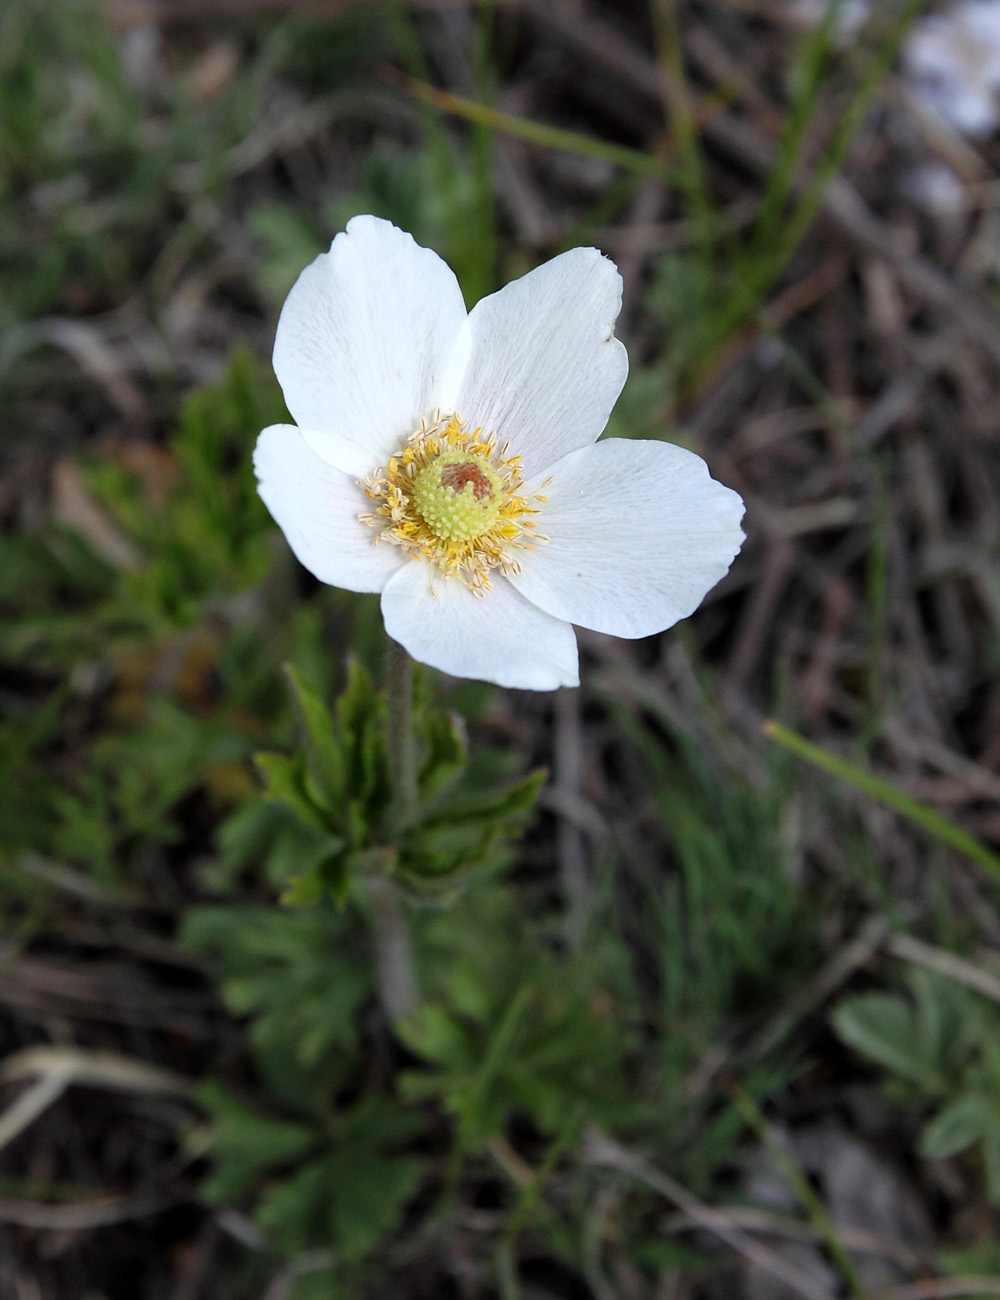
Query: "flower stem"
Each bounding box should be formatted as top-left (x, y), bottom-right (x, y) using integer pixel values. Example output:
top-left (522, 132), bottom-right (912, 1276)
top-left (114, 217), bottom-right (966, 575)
top-left (366, 873), bottom-right (418, 1026)
top-left (385, 636), bottom-right (419, 830)
top-left (368, 636), bottom-right (419, 1028)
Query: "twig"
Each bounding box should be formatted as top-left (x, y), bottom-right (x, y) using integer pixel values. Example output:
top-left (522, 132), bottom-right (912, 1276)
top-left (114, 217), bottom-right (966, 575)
top-left (661, 1204), bottom-right (923, 1269)
top-left (885, 933), bottom-right (1000, 1006)
top-left (0, 1075), bottom-right (69, 1155)
top-left (0, 1045), bottom-right (192, 1153)
top-left (873, 1283), bottom-right (1000, 1300)
top-left (0, 1190), bottom-right (181, 1230)
top-left (0, 1045), bottom-right (193, 1095)
top-left (747, 914), bottom-right (889, 1061)
top-left (583, 1130), bottom-right (836, 1300)
top-left (262, 1250), bottom-right (337, 1300)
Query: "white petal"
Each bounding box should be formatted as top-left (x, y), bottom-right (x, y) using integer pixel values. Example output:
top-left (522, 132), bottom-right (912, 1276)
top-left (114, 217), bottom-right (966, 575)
top-left (509, 438), bottom-right (745, 639)
top-left (380, 564), bottom-right (579, 690)
top-left (254, 424), bottom-right (403, 593)
top-left (443, 248), bottom-right (628, 478)
top-left (272, 216), bottom-right (468, 478)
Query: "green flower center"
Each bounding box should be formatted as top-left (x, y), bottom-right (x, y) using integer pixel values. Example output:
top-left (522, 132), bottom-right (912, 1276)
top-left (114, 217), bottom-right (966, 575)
top-left (411, 450), bottom-right (503, 542)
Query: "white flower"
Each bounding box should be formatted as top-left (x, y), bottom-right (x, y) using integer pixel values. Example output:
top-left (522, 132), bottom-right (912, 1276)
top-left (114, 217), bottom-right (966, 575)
top-left (903, 0), bottom-right (1000, 137)
top-left (253, 216), bottom-right (745, 690)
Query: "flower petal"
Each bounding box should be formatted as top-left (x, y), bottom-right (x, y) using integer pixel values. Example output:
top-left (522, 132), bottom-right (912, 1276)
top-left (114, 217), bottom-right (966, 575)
top-left (254, 424), bottom-right (404, 593)
top-left (272, 215), bottom-right (469, 477)
top-left (380, 564), bottom-right (579, 690)
top-left (443, 248), bottom-right (628, 478)
top-left (509, 438), bottom-right (745, 638)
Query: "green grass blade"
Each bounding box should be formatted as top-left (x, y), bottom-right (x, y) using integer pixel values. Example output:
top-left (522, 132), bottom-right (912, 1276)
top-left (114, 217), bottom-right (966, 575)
top-left (386, 3), bottom-right (496, 298)
top-left (749, 0), bottom-right (840, 257)
top-left (763, 721), bottom-right (1000, 881)
top-left (777, 0), bottom-right (925, 261)
top-left (693, 0), bottom-right (925, 388)
top-left (398, 75), bottom-right (676, 180)
top-left (726, 1079), bottom-right (868, 1298)
top-left (651, 0), bottom-right (715, 271)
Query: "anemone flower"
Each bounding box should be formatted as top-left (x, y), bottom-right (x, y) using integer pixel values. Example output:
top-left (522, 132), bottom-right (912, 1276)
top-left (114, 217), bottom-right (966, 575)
top-left (254, 216), bottom-right (744, 689)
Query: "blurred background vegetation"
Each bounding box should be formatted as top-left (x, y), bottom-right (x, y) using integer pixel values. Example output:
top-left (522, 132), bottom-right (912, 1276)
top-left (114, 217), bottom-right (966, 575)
top-left (4, 0), bottom-right (1000, 1296)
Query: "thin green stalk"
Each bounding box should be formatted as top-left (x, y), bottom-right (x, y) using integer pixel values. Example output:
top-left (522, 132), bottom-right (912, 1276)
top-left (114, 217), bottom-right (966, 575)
top-left (725, 1081), bottom-right (868, 1299)
top-left (651, 0), bottom-right (715, 272)
top-left (749, 0), bottom-right (839, 258)
top-left (501, 1104), bottom-right (582, 1242)
top-left (464, 984), bottom-right (534, 1143)
top-left (492, 1013), bottom-right (574, 1300)
top-left (763, 720), bottom-right (1000, 881)
top-left (398, 75), bottom-right (676, 180)
top-left (428, 1130), bottom-right (467, 1231)
top-left (777, 0), bottom-right (925, 258)
top-left (496, 1244), bottom-right (520, 1300)
top-left (694, 0), bottom-right (925, 387)
top-left (385, 4), bottom-right (471, 280)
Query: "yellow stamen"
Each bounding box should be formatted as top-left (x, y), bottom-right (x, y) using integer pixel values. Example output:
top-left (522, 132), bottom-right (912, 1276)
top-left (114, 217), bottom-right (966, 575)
top-left (359, 413), bottom-right (546, 593)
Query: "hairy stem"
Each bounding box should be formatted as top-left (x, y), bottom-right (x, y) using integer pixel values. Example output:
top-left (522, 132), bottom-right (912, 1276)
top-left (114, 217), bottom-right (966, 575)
top-left (385, 637), bottom-right (419, 830)
top-left (366, 874), bottom-right (418, 1026)
top-left (370, 637), bottom-right (419, 1026)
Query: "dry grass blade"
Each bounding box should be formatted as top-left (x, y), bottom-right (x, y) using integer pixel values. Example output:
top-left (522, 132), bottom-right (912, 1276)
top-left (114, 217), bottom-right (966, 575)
top-left (873, 1283), bottom-right (1000, 1300)
top-left (748, 914), bottom-right (890, 1061)
top-left (0, 1045), bottom-right (193, 1095)
top-left (0, 1073), bottom-right (70, 1154)
top-left (661, 1204), bottom-right (925, 1269)
top-left (583, 1130), bottom-right (836, 1300)
top-left (0, 1190), bottom-right (182, 1230)
top-left (886, 933), bottom-right (1000, 1005)
top-left (0, 1045), bottom-right (194, 1154)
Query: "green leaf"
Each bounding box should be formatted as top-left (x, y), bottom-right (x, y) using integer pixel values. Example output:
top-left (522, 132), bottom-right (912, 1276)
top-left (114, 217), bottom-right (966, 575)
top-left (335, 656), bottom-right (391, 825)
top-left (255, 1157), bottom-right (331, 1254)
top-left (326, 1098), bottom-right (424, 1261)
top-left (418, 768), bottom-right (546, 832)
top-left (212, 799), bottom-right (329, 892)
top-left (920, 1094), bottom-right (994, 1159)
top-left (288, 1271), bottom-right (349, 1300)
top-left (398, 1004), bottom-right (474, 1070)
top-left (196, 1081), bottom-right (316, 1203)
top-left (764, 719), bottom-right (1000, 882)
top-left (253, 1099), bottom-right (424, 1262)
top-left (983, 1126), bottom-right (1000, 1204)
top-left (279, 873), bottom-right (326, 907)
top-left (255, 751), bottom-right (335, 836)
top-left (394, 768), bottom-right (546, 891)
top-left (281, 844), bottom-right (355, 908)
top-left (181, 903), bottom-right (370, 1106)
top-left (417, 707), bottom-right (467, 802)
top-left (908, 966), bottom-right (981, 1077)
top-left (831, 993), bottom-right (944, 1092)
top-left (284, 664), bottom-right (345, 809)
